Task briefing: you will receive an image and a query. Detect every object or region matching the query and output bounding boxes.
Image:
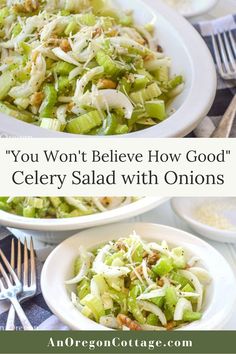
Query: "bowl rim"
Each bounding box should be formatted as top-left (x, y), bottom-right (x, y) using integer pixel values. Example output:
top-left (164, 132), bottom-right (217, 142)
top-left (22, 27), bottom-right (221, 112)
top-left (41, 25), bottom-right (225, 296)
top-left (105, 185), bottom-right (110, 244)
top-left (0, 0), bottom-right (216, 138)
top-left (178, 0), bottom-right (219, 18)
top-left (0, 197), bottom-right (167, 231)
top-left (171, 197), bottom-right (236, 241)
top-left (41, 222), bottom-right (236, 330)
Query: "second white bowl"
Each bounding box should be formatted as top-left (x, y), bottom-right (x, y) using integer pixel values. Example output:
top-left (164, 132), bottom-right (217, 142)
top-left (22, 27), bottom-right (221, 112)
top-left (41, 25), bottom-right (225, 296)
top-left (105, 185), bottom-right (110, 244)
top-left (41, 223), bottom-right (236, 330)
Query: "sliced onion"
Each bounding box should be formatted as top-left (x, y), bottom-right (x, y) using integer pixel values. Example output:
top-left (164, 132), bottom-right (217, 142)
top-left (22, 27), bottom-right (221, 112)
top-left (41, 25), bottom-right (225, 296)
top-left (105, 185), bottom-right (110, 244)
top-left (93, 244), bottom-right (130, 278)
top-left (74, 66), bottom-right (103, 98)
top-left (64, 197), bottom-right (88, 211)
top-left (179, 270), bottom-right (203, 311)
top-left (77, 89), bottom-right (133, 119)
top-left (138, 300), bottom-right (167, 326)
top-left (99, 315), bottom-right (119, 329)
top-left (189, 267), bottom-right (212, 285)
top-left (141, 260), bottom-right (155, 286)
top-left (65, 246), bottom-right (92, 284)
top-left (52, 47), bottom-right (81, 66)
top-left (174, 298), bottom-right (192, 321)
top-left (137, 287), bottom-right (166, 300)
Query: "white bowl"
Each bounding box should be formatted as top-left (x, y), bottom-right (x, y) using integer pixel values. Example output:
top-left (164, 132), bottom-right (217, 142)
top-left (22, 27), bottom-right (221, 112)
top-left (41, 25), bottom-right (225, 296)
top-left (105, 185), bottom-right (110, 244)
top-left (171, 198), bottom-right (236, 244)
top-left (41, 222), bottom-right (236, 330)
top-left (0, 0), bottom-right (216, 138)
top-left (166, 0), bottom-right (219, 18)
top-left (0, 197), bottom-right (167, 244)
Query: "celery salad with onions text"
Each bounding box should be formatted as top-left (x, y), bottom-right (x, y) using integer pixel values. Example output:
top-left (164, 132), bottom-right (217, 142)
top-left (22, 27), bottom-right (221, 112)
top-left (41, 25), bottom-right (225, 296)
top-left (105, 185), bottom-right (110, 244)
top-left (0, 196), bottom-right (136, 218)
top-left (0, 0), bottom-right (184, 135)
top-left (67, 233), bottom-right (211, 330)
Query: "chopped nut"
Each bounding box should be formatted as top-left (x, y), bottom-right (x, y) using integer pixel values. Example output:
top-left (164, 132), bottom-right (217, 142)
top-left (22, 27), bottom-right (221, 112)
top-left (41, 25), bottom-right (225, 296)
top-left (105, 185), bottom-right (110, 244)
top-left (67, 102), bottom-right (74, 111)
top-left (30, 92), bottom-right (44, 106)
top-left (165, 321), bottom-right (176, 331)
top-left (117, 314), bottom-right (142, 331)
top-left (116, 240), bottom-right (127, 251)
top-left (92, 27), bottom-right (102, 38)
top-left (147, 251), bottom-right (160, 266)
top-left (13, 0), bottom-right (39, 13)
top-left (157, 278), bottom-right (164, 287)
top-left (97, 79), bottom-right (117, 89)
top-left (130, 265), bottom-right (143, 281)
top-left (107, 29), bottom-right (119, 37)
top-left (60, 39), bottom-right (71, 52)
top-left (144, 53), bottom-right (155, 62)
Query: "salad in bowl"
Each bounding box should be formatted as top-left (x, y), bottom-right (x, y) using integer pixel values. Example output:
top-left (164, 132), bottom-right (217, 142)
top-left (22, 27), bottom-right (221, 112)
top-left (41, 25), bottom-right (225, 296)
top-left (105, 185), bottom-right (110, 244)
top-left (66, 232), bottom-right (211, 330)
top-left (0, 0), bottom-right (183, 135)
top-left (0, 196), bottom-right (137, 218)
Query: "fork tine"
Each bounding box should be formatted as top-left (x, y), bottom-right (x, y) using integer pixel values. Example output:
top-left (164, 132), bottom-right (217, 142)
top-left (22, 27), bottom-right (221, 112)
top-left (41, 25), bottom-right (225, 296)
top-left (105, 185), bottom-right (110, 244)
top-left (223, 31), bottom-right (236, 71)
top-left (30, 237), bottom-right (36, 286)
top-left (17, 239), bottom-right (22, 279)
top-left (211, 31), bottom-right (224, 76)
top-left (10, 239), bottom-right (15, 269)
top-left (229, 30), bottom-right (236, 58)
top-left (217, 31), bottom-right (231, 74)
top-left (23, 239), bottom-right (28, 286)
top-left (0, 263), bottom-right (12, 288)
top-left (0, 249), bottom-right (20, 286)
top-left (0, 277), bottom-right (5, 291)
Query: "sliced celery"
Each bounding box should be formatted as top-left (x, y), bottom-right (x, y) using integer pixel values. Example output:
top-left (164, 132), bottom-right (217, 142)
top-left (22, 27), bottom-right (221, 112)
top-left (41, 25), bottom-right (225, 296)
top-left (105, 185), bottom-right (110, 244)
top-left (40, 84), bottom-right (57, 118)
top-left (132, 76), bottom-right (149, 91)
top-left (23, 206), bottom-right (35, 218)
top-left (165, 287), bottom-right (178, 314)
top-left (40, 118), bottom-right (61, 131)
top-left (0, 102), bottom-right (34, 122)
top-left (66, 111), bottom-right (102, 134)
top-left (145, 100), bottom-right (166, 120)
top-left (80, 13), bottom-right (96, 26)
top-left (77, 279), bottom-right (91, 300)
top-left (146, 313), bottom-right (159, 326)
top-left (152, 257), bottom-right (173, 276)
top-left (53, 62), bottom-right (76, 75)
top-left (183, 310), bottom-right (202, 322)
top-left (96, 50), bottom-right (125, 76)
top-left (0, 72), bottom-right (15, 100)
top-left (130, 82), bottom-right (162, 104)
top-left (80, 294), bottom-right (105, 321)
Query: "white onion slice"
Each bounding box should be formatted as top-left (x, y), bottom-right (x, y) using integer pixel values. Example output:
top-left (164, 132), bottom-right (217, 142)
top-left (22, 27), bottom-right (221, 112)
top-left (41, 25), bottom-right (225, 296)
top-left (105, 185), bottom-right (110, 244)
top-left (77, 89), bottom-right (133, 119)
top-left (138, 300), bottom-right (167, 326)
top-left (179, 270), bottom-right (203, 311)
top-left (174, 298), bottom-right (192, 321)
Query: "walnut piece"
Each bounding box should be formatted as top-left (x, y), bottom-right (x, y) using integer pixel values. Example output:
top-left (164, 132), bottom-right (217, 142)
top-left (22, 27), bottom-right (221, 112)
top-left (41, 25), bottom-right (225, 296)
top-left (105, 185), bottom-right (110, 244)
top-left (117, 314), bottom-right (142, 331)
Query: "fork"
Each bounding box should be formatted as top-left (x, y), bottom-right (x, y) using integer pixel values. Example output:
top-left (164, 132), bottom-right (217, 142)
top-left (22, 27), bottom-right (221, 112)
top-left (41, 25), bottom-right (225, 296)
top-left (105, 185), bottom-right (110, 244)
top-left (6, 238), bottom-right (36, 330)
top-left (210, 29), bottom-right (236, 138)
top-left (0, 249), bottom-right (33, 330)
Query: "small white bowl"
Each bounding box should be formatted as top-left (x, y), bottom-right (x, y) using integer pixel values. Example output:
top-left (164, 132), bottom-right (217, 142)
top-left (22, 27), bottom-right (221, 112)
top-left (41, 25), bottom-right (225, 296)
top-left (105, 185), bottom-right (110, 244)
top-left (166, 0), bottom-right (219, 18)
top-left (0, 0), bottom-right (216, 138)
top-left (0, 197), bottom-right (167, 244)
top-left (171, 198), bottom-right (236, 244)
top-left (41, 222), bottom-right (236, 330)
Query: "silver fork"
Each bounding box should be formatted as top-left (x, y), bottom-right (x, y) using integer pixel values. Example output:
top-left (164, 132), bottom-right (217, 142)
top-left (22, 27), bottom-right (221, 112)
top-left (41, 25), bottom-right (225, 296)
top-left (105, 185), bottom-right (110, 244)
top-left (6, 238), bottom-right (36, 330)
top-left (0, 249), bottom-right (33, 330)
top-left (211, 29), bottom-right (236, 137)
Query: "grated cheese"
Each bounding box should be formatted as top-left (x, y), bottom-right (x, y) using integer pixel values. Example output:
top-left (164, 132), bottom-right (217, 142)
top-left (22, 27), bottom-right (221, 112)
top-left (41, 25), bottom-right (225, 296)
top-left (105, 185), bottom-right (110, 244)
top-left (194, 202), bottom-right (236, 231)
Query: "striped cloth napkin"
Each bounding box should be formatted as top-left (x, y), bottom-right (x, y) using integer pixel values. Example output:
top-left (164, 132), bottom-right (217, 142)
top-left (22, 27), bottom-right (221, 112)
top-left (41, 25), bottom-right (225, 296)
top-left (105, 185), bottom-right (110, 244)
top-left (193, 14), bottom-right (236, 137)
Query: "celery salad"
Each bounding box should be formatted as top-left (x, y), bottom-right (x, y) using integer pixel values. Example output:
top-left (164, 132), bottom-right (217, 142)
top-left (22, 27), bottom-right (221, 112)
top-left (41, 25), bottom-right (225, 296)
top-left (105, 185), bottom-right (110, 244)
top-left (67, 233), bottom-right (211, 330)
top-left (0, 0), bottom-right (184, 135)
top-left (0, 196), bottom-right (135, 218)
